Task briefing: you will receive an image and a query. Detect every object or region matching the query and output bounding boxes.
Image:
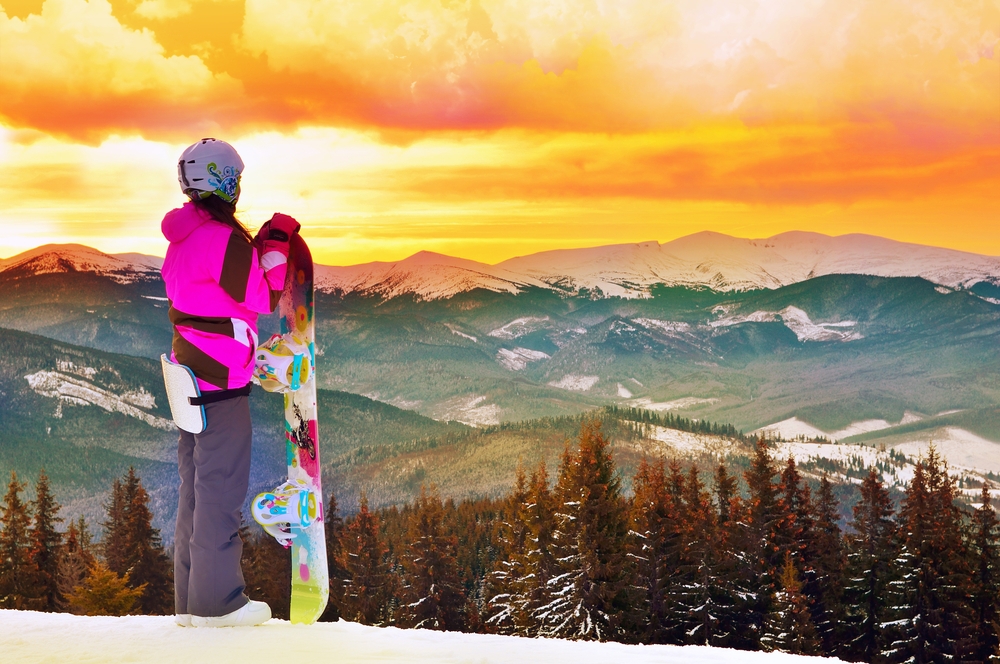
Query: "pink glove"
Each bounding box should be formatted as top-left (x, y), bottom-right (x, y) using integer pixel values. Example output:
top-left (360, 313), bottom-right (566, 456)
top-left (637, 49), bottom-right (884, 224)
top-left (254, 212), bottom-right (301, 248)
top-left (267, 213), bottom-right (300, 241)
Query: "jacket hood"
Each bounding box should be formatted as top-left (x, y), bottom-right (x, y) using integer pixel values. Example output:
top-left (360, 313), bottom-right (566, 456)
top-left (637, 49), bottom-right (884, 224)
top-left (161, 202), bottom-right (210, 243)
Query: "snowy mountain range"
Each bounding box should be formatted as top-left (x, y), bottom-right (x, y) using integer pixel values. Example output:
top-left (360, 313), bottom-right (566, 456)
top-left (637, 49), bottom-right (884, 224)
top-left (3, 237), bottom-right (1000, 536)
top-left (313, 231), bottom-right (1000, 300)
top-left (0, 243), bottom-right (163, 283)
top-left (4, 231), bottom-right (998, 300)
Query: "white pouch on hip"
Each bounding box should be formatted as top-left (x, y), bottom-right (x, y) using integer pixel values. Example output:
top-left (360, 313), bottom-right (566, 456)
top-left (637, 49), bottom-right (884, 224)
top-left (160, 354), bottom-right (206, 434)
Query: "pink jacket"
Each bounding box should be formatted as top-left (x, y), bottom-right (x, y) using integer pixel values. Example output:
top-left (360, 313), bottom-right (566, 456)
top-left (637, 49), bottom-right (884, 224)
top-left (161, 202), bottom-right (289, 391)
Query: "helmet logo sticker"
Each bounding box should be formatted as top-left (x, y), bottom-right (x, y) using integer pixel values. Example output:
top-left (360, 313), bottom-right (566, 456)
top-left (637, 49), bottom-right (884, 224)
top-left (207, 162), bottom-right (241, 202)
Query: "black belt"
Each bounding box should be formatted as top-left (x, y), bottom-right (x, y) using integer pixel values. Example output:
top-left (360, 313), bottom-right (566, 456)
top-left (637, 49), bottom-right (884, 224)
top-left (189, 383), bottom-right (252, 406)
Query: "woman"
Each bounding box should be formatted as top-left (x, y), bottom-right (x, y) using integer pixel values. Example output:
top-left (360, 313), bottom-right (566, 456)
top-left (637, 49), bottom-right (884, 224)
top-left (161, 138), bottom-right (299, 627)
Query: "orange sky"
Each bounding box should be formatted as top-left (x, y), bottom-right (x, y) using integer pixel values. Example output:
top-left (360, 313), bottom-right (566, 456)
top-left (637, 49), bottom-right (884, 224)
top-left (1, 0), bottom-right (998, 265)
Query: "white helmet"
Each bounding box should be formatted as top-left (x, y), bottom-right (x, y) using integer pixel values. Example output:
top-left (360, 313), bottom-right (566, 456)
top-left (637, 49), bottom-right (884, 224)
top-left (177, 138), bottom-right (244, 203)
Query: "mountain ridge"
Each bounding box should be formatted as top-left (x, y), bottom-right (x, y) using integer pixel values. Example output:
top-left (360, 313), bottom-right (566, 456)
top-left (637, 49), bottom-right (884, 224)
top-left (6, 231), bottom-right (1000, 301)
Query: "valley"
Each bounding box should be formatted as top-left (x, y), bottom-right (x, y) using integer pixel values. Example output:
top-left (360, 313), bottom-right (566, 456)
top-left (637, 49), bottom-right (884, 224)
top-left (2, 234), bottom-right (1000, 537)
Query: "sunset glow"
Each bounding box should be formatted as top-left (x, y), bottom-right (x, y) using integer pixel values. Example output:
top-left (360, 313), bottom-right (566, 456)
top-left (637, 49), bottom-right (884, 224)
top-left (1, 0), bottom-right (998, 264)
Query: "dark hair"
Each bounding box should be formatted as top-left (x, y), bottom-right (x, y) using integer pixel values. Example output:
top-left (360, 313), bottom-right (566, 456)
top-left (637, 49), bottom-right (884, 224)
top-left (191, 195), bottom-right (254, 244)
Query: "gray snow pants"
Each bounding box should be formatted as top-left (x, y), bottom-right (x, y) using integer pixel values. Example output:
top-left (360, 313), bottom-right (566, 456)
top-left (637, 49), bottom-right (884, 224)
top-left (174, 396), bottom-right (252, 618)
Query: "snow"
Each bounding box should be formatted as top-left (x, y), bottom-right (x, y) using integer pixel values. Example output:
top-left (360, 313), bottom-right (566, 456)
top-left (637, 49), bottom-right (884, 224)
top-left (488, 317), bottom-right (550, 340)
top-left (493, 231), bottom-right (1000, 298)
top-left (712, 306), bottom-right (861, 343)
top-left (496, 347), bottom-right (551, 371)
top-left (0, 610), bottom-right (840, 664)
top-left (633, 318), bottom-right (692, 335)
top-left (12, 234), bottom-right (1000, 302)
top-left (753, 418), bottom-right (829, 441)
top-left (0, 244), bottom-right (161, 283)
top-left (629, 397), bottom-right (719, 412)
top-left (429, 395), bottom-right (501, 427)
top-left (314, 251), bottom-right (549, 300)
top-left (547, 375), bottom-right (600, 391)
top-left (616, 383), bottom-right (633, 398)
top-left (445, 324), bottom-right (478, 342)
top-left (647, 426), bottom-right (734, 456)
top-left (828, 419), bottom-right (893, 439)
top-left (361, 392), bottom-right (423, 411)
top-left (24, 370), bottom-right (174, 431)
top-left (891, 427), bottom-right (1000, 475)
top-left (754, 414), bottom-right (923, 443)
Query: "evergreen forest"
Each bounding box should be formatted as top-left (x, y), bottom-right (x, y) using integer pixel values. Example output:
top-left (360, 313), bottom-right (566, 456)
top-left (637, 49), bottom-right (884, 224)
top-left (2, 421), bottom-right (999, 663)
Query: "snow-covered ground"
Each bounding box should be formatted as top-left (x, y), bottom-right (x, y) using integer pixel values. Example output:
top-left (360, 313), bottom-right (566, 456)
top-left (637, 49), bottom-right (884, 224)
top-left (497, 347), bottom-right (551, 371)
top-left (428, 394), bottom-right (502, 427)
top-left (892, 427), bottom-right (1000, 475)
top-left (0, 610), bottom-right (841, 664)
top-left (24, 370), bottom-right (174, 431)
top-left (547, 374), bottom-right (600, 391)
top-left (711, 306), bottom-right (861, 343)
top-left (629, 397), bottom-right (719, 412)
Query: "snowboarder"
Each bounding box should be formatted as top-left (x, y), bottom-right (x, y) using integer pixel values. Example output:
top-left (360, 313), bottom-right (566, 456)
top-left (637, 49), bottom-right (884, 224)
top-left (161, 138), bottom-right (300, 627)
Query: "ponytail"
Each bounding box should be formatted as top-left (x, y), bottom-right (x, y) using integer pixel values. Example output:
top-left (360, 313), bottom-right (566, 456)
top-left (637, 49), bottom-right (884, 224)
top-left (192, 195), bottom-right (255, 245)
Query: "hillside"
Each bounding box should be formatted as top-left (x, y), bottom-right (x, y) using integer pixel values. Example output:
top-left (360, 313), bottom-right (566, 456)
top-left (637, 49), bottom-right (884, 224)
top-left (4, 243), bottom-right (1000, 431)
top-left (0, 610), bottom-right (840, 664)
top-left (0, 328), bottom-right (466, 540)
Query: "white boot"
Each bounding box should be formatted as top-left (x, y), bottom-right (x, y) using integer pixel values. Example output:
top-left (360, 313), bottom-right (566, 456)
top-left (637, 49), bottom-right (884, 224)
top-left (191, 600), bottom-right (272, 627)
top-left (175, 613), bottom-right (192, 627)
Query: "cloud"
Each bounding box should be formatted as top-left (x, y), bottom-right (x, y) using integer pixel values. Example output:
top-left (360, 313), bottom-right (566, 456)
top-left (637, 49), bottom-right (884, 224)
top-left (233, 0), bottom-right (1000, 132)
top-left (4, 0), bottom-right (996, 139)
top-left (0, 0), bottom-right (242, 141)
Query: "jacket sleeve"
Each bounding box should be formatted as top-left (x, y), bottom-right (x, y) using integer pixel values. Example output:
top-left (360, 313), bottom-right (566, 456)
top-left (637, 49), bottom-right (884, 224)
top-left (214, 230), bottom-right (289, 314)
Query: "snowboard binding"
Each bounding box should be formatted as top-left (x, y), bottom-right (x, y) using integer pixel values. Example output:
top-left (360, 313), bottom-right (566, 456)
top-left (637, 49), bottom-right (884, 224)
top-left (254, 333), bottom-right (313, 394)
top-left (251, 479), bottom-right (320, 548)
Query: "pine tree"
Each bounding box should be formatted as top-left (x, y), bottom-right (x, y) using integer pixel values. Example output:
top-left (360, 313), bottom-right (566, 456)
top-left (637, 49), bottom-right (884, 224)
top-left (0, 472), bottom-right (33, 609)
top-left (971, 482), bottom-right (1000, 663)
top-left (842, 467), bottom-right (896, 662)
top-left (319, 491), bottom-right (348, 622)
top-left (807, 474), bottom-right (846, 654)
top-left (398, 486), bottom-right (466, 631)
top-left (704, 462), bottom-right (748, 649)
top-left (714, 463), bottom-right (740, 527)
top-left (27, 468), bottom-right (63, 611)
top-left (57, 516), bottom-right (96, 613)
top-left (101, 468), bottom-right (172, 614)
top-left (102, 477), bottom-right (127, 575)
top-left (340, 493), bottom-right (395, 626)
top-left (672, 465), bottom-right (735, 647)
top-left (775, 456), bottom-right (813, 565)
top-left (486, 464), bottom-right (530, 634)
top-left (67, 560), bottom-right (146, 616)
top-left (517, 461), bottom-right (559, 636)
top-left (739, 437), bottom-right (783, 648)
top-left (629, 458), bottom-right (678, 644)
top-left (538, 421), bottom-right (633, 641)
top-left (761, 554), bottom-right (821, 655)
top-left (879, 449), bottom-right (976, 663)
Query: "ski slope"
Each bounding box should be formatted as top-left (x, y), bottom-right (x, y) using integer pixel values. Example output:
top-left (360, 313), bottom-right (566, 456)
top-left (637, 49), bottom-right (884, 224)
top-left (0, 610), bottom-right (840, 664)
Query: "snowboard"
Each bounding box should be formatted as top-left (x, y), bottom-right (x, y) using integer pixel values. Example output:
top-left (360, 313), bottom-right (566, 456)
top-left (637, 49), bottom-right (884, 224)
top-left (276, 234), bottom-right (328, 624)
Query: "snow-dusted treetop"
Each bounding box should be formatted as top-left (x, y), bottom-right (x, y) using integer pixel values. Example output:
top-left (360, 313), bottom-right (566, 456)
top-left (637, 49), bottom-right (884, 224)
top-left (6, 232), bottom-right (1000, 299)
